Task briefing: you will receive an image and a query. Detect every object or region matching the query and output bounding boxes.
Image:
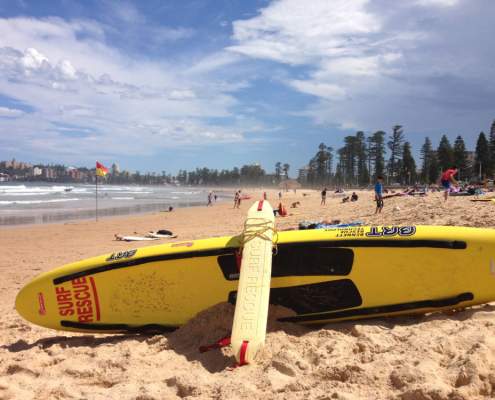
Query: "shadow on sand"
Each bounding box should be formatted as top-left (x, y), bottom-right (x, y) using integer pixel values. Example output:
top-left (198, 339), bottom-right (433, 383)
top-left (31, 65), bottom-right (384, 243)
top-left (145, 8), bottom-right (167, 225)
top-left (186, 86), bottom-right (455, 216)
top-left (4, 303), bottom-right (495, 373)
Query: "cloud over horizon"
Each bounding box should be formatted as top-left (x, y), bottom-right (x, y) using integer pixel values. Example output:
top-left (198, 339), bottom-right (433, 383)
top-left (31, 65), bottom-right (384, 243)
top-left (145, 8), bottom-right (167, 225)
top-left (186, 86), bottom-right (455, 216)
top-left (229, 0), bottom-right (495, 134)
top-left (0, 15), bottom-right (254, 166)
top-left (0, 0), bottom-right (494, 171)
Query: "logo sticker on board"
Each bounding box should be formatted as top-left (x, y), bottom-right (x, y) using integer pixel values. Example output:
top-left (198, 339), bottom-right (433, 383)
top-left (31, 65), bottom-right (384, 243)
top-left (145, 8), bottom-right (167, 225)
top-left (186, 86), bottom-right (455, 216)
top-left (38, 292), bottom-right (46, 316)
top-left (54, 276), bottom-right (101, 323)
top-left (366, 226), bottom-right (416, 237)
top-left (106, 249), bottom-right (137, 262)
top-left (171, 242), bottom-right (194, 248)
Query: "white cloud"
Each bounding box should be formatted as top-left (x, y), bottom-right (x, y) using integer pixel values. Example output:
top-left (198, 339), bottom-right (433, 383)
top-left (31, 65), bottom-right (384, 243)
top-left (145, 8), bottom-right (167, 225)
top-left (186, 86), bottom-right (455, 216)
top-left (21, 47), bottom-right (49, 69)
top-left (168, 89), bottom-right (196, 101)
top-left (0, 106), bottom-right (24, 117)
top-left (416, 0), bottom-right (459, 7)
top-left (226, 0), bottom-right (397, 114)
top-left (186, 51), bottom-right (242, 74)
top-left (228, 0), bottom-right (381, 64)
top-left (289, 80), bottom-right (346, 100)
top-left (57, 59), bottom-right (77, 79)
top-left (330, 57), bottom-right (379, 77)
top-left (228, 0), bottom-right (495, 135)
top-left (152, 26), bottom-right (194, 42)
top-left (0, 17), bottom-right (259, 163)
top-left (104, 0), bottom-right (144, 24)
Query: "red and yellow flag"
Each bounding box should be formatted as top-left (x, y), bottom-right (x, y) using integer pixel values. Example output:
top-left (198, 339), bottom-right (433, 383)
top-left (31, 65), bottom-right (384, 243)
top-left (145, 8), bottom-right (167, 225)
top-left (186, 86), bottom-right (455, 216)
top-left (96, 161), bottom-right (108, 177)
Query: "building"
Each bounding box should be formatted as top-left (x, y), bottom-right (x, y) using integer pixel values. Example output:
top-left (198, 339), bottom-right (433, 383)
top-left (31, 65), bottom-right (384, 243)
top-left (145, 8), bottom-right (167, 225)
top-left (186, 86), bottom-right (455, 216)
top-left (32, 167), bottom-right (42, 176)
top-left (5, 159), bottom-right (18, 169)
top-left (18, 162), bottom-right (32, 170)
top-left (4, 159), bottom-right (32, 170)
top-left (297, 166), bottom-right (310, 183)
top-left (42, 167), bottom-right (57, 179)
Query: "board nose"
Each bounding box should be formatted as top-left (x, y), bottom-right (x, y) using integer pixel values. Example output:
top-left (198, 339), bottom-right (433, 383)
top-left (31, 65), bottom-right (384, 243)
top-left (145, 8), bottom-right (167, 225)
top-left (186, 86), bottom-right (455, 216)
top-left (15, 282), bottom-right (34, 322)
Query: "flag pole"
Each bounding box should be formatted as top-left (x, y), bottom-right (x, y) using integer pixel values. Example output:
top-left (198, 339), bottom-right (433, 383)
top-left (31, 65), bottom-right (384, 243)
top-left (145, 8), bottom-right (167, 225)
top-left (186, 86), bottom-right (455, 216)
top-left (96, 172), bottom-right (98, 222)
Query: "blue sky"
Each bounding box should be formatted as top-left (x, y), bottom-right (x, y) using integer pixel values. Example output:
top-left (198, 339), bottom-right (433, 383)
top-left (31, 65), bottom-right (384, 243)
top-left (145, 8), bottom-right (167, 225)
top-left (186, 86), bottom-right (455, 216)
top-left (0, 0), bottom-right (494, 175)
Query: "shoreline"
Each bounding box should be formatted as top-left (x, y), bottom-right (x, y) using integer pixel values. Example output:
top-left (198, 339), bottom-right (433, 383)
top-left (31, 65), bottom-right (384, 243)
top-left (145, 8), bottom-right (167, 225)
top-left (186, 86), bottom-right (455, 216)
top-left (0, 199), bottom-right (208, 228)
top-left (0, 183), bottom-right (237, 227)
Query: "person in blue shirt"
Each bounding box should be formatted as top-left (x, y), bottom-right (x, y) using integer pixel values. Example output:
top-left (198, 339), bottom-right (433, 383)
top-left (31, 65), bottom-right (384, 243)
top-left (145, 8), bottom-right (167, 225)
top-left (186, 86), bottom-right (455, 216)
top-left (374, 176), bottom-right (384, 214)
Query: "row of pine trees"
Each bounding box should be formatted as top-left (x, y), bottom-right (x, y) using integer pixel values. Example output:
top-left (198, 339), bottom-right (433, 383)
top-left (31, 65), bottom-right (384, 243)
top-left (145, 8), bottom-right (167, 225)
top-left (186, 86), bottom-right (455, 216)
top-left (304, 120), bottom-right (495, 186)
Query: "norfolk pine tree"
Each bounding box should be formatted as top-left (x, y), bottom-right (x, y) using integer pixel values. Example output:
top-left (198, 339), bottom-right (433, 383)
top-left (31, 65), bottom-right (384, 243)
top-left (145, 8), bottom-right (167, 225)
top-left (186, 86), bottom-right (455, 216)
top-left (401, 142), bottom-right (417, 185)
top-left (453, 136), bottom-right (470, 181)
top-left (436, 135), bottom-right (454, 171)
top-left (387, 125), bottom-right (404, 183)
top-left (475, 132), bottom-right (490, 179)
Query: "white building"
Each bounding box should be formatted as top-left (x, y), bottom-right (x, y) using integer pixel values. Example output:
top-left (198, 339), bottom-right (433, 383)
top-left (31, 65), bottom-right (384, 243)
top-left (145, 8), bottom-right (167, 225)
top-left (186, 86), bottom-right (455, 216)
top-left (32, 167), bottom-right (42, 176)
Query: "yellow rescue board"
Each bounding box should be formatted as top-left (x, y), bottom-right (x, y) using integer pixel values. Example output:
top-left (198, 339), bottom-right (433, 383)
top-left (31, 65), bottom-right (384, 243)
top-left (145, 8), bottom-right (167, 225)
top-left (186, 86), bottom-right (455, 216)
top-left (15, 225), bottom-right (495, 333)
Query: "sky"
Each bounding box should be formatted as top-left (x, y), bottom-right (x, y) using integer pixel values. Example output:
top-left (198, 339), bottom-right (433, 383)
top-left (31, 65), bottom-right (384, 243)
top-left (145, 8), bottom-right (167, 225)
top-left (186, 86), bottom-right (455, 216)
top-left (0, 0), bottom-right (494, 175)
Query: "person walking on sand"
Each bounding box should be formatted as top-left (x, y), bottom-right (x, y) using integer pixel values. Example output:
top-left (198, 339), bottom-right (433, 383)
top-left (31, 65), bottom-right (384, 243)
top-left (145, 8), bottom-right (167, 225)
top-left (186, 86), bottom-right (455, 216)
top-left (321, 187), bottom-right (327, 205)
top-left (441, 165), bottom-right (458, 201)
top-left (207, 192), bottom-right (213, 206)
top-left (374, 176), bottom-right (384, 214)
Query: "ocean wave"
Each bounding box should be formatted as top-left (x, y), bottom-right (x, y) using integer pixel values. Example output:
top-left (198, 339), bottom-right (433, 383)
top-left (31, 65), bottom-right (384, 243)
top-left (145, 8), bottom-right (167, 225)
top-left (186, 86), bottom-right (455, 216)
top-left (0, 185), bottom-right (27, 189)
top-left (98, 186), bottom-right (151, 192)
top-left (1, 192), bottom-right (51, 196)
top-left (107, 190), bottom-right (154, 195)
top-left (112, 197), bottom-right (134, 200)
top-left (171, 191), bottom-right (201, 195)
top-left (0, 198), bottom-right (80, 205)
top-left (0, 185), bottom-right (78, 194)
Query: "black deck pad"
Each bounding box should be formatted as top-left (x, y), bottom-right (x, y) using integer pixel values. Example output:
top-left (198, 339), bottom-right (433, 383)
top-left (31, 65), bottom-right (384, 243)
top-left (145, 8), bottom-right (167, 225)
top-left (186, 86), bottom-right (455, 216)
top-left (278, 292), bottom-right (474, 323)
top-left (218, 246), bottom-right (354, 280)
top-left (228, 279), bottom-right (362, 314)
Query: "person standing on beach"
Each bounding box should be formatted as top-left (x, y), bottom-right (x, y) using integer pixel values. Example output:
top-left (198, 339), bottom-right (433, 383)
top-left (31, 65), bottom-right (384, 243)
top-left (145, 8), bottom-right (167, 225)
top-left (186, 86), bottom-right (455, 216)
top-left (207, 192), bottom-right (213, 206)
top-left (440, 166), bottom-right (458, 201)
top-left (374, 176), bottom-right (384, 214)
top-left (234, 191), bottom-right (240, 208)
top-left (321, 188), bottom-right (327, 205)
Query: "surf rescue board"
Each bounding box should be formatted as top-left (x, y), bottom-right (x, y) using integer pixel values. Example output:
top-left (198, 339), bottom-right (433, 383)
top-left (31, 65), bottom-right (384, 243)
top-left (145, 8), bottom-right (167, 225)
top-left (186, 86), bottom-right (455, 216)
top-left (15, 225), bottom-right (495, 333)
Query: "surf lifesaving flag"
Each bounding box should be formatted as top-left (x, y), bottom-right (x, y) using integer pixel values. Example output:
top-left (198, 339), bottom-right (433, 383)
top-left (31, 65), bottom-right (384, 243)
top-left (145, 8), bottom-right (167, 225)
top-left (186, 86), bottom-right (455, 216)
top-left (96, 161), bottom-right (108, 177)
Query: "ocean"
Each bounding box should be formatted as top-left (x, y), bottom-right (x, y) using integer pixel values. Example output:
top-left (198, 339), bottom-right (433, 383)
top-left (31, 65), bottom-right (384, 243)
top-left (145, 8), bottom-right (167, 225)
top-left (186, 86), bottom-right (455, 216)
top-left (0, 183), bottom-right (224, 226)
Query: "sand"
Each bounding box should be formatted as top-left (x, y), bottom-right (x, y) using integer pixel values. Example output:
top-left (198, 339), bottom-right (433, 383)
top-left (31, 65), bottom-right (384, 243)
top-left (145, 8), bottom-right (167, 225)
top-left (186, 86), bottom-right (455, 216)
top-left (2, 189), bottom-right (495, 399)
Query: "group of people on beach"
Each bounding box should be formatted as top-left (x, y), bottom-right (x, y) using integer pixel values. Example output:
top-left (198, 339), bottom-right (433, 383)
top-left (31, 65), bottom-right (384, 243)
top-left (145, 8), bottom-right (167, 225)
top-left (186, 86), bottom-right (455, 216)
top-left (226, 166), bottom-right (460, 214)
top-left (375, 166), bottom-right (460, 212)
top-left (318, 166), bottom-right (460, 215)
top-left (206, 191), bottom-right (218, 206)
